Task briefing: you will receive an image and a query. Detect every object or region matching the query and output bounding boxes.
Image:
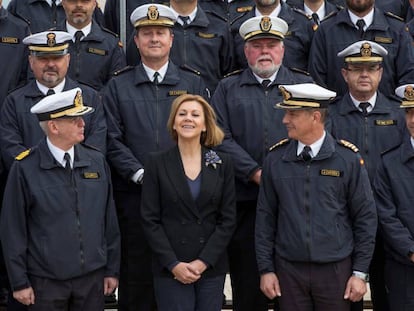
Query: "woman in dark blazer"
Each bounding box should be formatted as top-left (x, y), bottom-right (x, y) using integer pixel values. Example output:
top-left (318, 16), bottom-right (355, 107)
top-left (141, 94), bottom-right (237, 311)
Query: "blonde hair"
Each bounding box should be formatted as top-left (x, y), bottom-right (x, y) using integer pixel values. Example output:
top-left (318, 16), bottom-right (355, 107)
top-left (167, 94), bottom-right (224, 147)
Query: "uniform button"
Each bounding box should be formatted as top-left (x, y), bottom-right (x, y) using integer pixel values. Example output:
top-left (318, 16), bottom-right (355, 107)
top-left (197, 219), bottom-right (202, 224)
top-left (199, 237), bottom-right (205, 244)
top-left (181, 238), bottom-right (187, 244)
top-left (181, 220), bottom-right (186, 225)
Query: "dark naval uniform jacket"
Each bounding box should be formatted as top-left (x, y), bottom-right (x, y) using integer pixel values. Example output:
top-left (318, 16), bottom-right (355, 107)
top-left (0, 78), bottom-right (107, 171)
top-left (199, 0), bottom-right (254, 26)
top-left (211, 66), bottom-right (313, 201)
top-left (309, 7), bottom-right (414, 97)
top-left (374, 137), bottom-right (414, 265)
top-left (256, 133), bottom-right (377, 274)
top-left (328, 92), bottom-right (407, 180)
top-left (7, 0), bottom-right (104, 33)
top-left (230, 3), bottom-right (316, 71)
top-left (103, 61), bottom-right (208, 193)
top-left (57, 20), bottom-right (126, 91)
top-left (141, 146), bottom-right (236, 277)
top-left (0, 139), bottom-right (120, 291)
top-left (0, 7), bottom-right (29, 106)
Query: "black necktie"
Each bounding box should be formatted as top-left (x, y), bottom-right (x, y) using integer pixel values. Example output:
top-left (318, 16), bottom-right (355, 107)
top-left (179, 15), bottom-right (190, 26)
top-left (153, 72), bottom-right (160, 85)
top-left (312, 13), bottom-right (320, 25)
top-left (262, 79), bottom-right (271, 88)
top-left (300, 145), bottom-right (312, 162)
top-left (46, 89), bottom-right (55, 96)
top-left (359, 102), bottom-right (370, 116)
top-left (51, 0), bottom-right (57, 24)
top-left (64, 152), bottom-right (71, 172)
top-left (356, 19), bottom-right (365, 38)
top-left (74, 31), bottom-right (83, 51)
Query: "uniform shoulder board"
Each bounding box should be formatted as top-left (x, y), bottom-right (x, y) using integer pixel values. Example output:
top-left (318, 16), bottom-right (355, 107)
top-left (338, 139), bottom-right (359, 152)
top-left (224, 69), bottom-right (244, 78)
top-left (15, 149), bottom-right (31, 161)
top-left (180, 64), bottom-right (201, 75)
top-left (101, 26), bottom-right (120, 38)
top-left (384, 11), bottom-right (404, 22)
top-left (292, 7), bottom-right (312, 20)
top-left (80, 142), bottom-right (102, 152)
top-left (289, 67), bottom-right (310, 76)
top-left (205, 10), bottom-right (227, 23)
top-left (380, 143), bottom-right (400, 155)
top-left (113, 65), bottom-right (135, 76)
top-left (321, 10), bottom-right (338, 22)
top-left (269, 138), bottom-right (289, 151)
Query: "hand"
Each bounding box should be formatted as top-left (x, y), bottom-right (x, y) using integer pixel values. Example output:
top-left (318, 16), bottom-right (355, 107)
top-left (250, 169), bottom-right (262, 185)
top-left (172, 262), bottom-right (201, 284)
top-left (104, 277), bottom-right (118, 295)
top-left (13, 287), bottom-right (35, 306)
top-left (260, 272), bottom-right (281, 299)
top-left (344, 276), bottom-right (367, 302)
top-left (188, 259), bottom-right (207, 276)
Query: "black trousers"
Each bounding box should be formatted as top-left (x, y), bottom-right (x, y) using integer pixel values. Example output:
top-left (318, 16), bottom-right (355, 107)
top-left (228, 201), bottom-right (268, 311)
top-left (275, 256), bottom-right (352, 311)
top-left (28, 269), bottom-right (104, 311)
top-left (384, 257), bottom-right (414, 311)
top-left (114, 189), bottom-right (157, 311)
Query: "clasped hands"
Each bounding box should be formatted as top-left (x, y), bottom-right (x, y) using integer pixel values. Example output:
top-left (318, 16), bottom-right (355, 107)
top-left (172, 259), bottom-right (207, 285)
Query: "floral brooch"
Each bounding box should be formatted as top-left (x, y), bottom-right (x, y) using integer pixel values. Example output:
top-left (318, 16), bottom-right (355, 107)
top-left (205, 150), bottom-right (222, 169)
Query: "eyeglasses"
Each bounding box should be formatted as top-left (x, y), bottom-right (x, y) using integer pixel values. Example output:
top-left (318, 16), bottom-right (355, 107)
top-left (345, 65), bottom-right (381, 73)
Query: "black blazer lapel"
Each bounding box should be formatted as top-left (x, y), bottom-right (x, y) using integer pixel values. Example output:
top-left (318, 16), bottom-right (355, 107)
top-left (196, 147), bottom-right (220, 209)
top-left (164, 146), bottom-right (200, 217)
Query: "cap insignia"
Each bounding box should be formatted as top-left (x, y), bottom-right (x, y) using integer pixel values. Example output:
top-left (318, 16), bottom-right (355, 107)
top-left (147, 5), bottom-right (159, 21)
top-left (47, 33), bottom-right (56, 47)
top-left (74, 90), bottom-right (83, 107)
top-left (404, 85), bottom-right (414, 101)
top-left (279, 86), bottom-right (291, 101)
top-left (360, 42), bottom-right (372, 57)
top-left (260, 16), bottom-right (272, 33)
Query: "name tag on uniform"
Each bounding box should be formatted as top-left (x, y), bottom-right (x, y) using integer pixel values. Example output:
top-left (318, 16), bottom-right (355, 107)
top-left (375, 119), bottom-right (397, 126)
top-left (88, 48), bottom-right (107, 56)
top-left (320, 169), bottom-right (343, 177)
top-left (237, 6), bottom-right (253, 12)
top-left (197, 32), bottom-right (216, 39)
top-left (1, 37), bottom-right (19, 44)
top-left (83, 172), bottom-right (100, 179)
top-left (374, 36), bottom-right (392, 44)
top-left (169, 90), bottom-right (187, 96)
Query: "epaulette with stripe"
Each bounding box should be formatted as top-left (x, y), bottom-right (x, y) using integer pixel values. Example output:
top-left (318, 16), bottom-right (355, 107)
top-left (205, 10), bottom-right (227, 23)
top-left (321, 10), bottom-right (338, 22)
top-left (101, 26), bottom-right (119, 38)
top-left (292, 7), bottom-right (312, 20)
top-left (338, 139), bottom-right (359, 152)
top-left (15, 149), bottom-right (31, 161)
top-left (180, 64), bottom-right (201, 75)
top-left (384, 11), bottom-right (404, 22)
top-left (113, 66), bottom-right (134, 76)
top-left (289, 67), bottom-right (310, 76)
top-left (224, 69), bottom-right (244, 78)
top-left (269, 138), bottom-right (289, 152)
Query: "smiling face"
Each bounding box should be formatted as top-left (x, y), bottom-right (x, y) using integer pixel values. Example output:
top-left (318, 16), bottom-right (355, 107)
top-left (173, 100), bottom-right (206, 143)
top-left (135, 26), bottom-right (173, 66)
top-left (244, 38), bottom-right (284, 78)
